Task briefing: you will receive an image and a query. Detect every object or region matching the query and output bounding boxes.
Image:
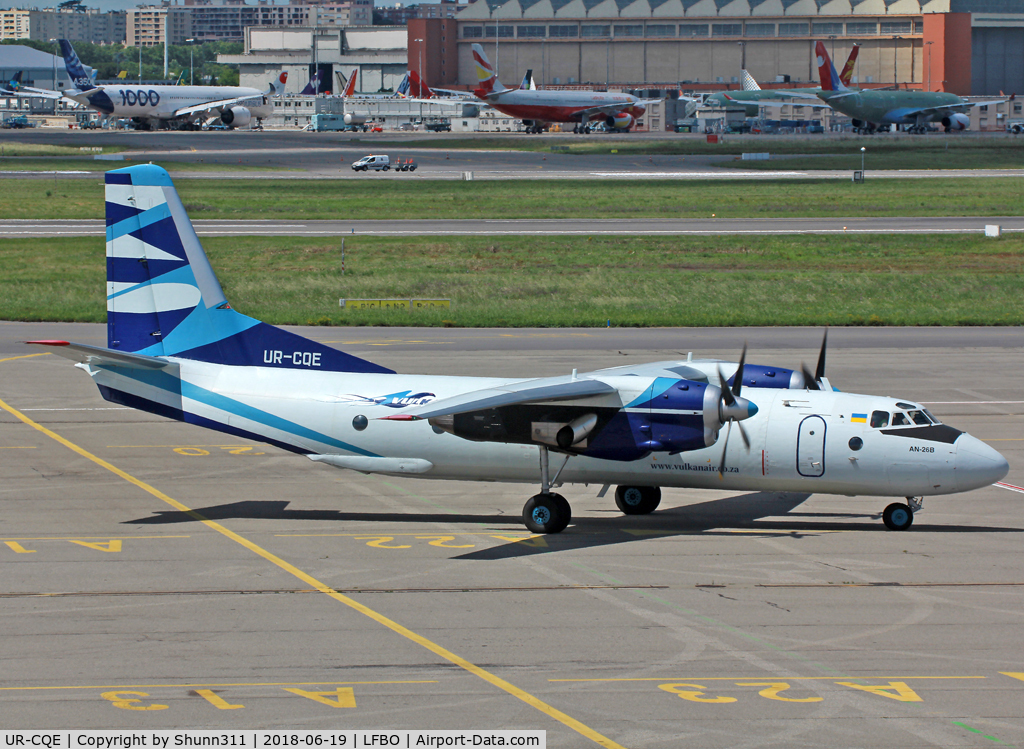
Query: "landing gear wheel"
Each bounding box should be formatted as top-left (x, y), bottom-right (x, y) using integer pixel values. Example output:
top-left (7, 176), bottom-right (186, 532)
top-left (583, 125), bottom-right (591, 134)
top-left (614, 485), bottom-right (661, 515)
top-left (523, 493), bottom-right (570, 534)
top-left (883, 502), bottom-right (913, 531)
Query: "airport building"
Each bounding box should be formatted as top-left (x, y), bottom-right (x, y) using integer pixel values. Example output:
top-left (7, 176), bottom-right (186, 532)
top-left (220, 24), bottom-right (408, 94)
top-left (29, 8), bottom-right (126, 44)
top-left (449, 0), bottom-right (1024, 97)
top-left (125, 0), bottom-right (372, 45)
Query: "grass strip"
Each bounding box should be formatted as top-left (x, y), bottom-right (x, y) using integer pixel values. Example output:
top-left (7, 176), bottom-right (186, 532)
top-left (3, 234), bottom-right (1021, 327)
top-left (0, 177), bottom-right (1021, 220)
top-left (0, 142), bottom-right (125, 157)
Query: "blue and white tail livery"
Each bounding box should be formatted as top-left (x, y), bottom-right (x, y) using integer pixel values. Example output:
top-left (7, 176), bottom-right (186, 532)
top-left (104, 164), bottom-right (390, 372)
top-left (59, 39), bottom-right (94, 92)
top-left (33, 164), bottom-right (1008, 534)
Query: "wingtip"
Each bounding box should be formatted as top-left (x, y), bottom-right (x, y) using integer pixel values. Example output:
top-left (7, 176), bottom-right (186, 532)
top-left (26, 340), bottom-right (70, 346)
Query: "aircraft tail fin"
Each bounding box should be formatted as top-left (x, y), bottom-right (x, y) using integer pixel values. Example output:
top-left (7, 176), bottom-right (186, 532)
top-left (58, 39), bottom-right (93, 92)
top-left (266, 71), bottom-right (287, 96)
top-left (740, 69), bottom-right (760, 91)
top-left (300, 68), bottom-right (320, 95)
top-left (102, 164), bottom-right (393, 374)
top-left (409, 70), bottom-right (433, 98)
top-left (343, 69), bottom-right (357, 97)
top-left (396, 72), bottom-right (410, 98)
top-left (519, 69), bottom-right (536, 90)
top-left (839, 44), bottom-right (859, 88)
top-left (815, 40), bottom-right (845, 92)
top-left (471, 44), bottom-right (507, 95)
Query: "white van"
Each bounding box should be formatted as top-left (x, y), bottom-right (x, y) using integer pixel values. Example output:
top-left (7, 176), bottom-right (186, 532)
top-left (352, 155), bottom-right (390, 172)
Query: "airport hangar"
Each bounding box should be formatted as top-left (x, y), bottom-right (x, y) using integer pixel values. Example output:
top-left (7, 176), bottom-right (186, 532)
top-left (223, 0), bottom-right (1023, 131)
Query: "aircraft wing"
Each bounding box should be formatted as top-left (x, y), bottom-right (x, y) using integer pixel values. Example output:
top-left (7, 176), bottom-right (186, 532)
top-left (744, 97), bottom-right (832, 110)
top-left (2, 86), bottom-right (63, 100)
top-left (173, 94), bottom-right (263, 119)
top-left (380, 375), bottom-right (619, 421)
top-left (428, 86), bottom-right (476, 100)
top-left (27, 340), bottom-right (173, 370)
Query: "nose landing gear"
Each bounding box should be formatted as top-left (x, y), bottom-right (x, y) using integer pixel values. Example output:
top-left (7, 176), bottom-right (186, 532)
top-left (882, 496), bottom-right (923, 530)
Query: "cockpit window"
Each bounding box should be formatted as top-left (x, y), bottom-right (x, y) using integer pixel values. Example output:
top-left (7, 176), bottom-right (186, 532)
top-left (870, 410), bottom-right (889, 428)
top-left (891, 412), bottom-right (911, 427)
top-left (923, 409), bottom-right (941, 424)
top-left (908, 410), bottom-right (931, 425)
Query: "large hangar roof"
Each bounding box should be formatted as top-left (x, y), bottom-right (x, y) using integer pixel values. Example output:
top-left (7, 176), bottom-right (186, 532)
top-left (458, 0), bottom-right (960, 15)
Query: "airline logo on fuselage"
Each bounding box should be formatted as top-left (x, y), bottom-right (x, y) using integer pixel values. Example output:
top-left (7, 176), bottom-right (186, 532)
top-left (342, 391), bottom-right (436, 408)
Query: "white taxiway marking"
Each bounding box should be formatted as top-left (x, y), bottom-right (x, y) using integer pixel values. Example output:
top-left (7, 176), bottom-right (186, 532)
top-left (996, 482), bottom-right (1024, 494)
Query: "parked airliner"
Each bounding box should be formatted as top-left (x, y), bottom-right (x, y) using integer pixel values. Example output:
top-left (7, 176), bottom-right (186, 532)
top-left (20, 40), bottom-right (286, 130)
top-left (470, 43), bottom-right (658, 133)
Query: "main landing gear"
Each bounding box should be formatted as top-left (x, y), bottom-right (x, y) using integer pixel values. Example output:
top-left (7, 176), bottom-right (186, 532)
top-left (882, 496), bottom-right (923, 531)
top-left (523, 446), bottom-right (571, 533)
top-left (615, 485), bottom-right (661, 515)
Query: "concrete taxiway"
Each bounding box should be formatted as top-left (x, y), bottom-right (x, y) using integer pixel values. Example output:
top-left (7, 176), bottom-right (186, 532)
top-left (1, 322), bottom-right (1022, 746)
top-left (2, 216), bottom-right (1023, 238)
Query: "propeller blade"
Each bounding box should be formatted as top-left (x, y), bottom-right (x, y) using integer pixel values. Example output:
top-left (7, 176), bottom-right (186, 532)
top-left (718, 422), bottom-right (731, 477)
top-left (717, 366), bottom-right (736, 406)
top-left (814, 329), bottom-right (828, 383)
top-left (737, 420), bottom-right (750, 449)
top-left (731, 343), bottom-right (748, 397)
top-left (801, 363), bottom-right (820, 391)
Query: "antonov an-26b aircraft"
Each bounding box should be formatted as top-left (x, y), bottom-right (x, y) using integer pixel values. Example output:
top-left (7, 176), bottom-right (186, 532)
top-left (32, 166), bottom-right (1009, 534)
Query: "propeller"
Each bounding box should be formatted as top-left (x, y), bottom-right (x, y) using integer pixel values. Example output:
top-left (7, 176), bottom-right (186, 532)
top-left (800, 328), bottom-right (828, 391)
top-left (716, 344), bottom-right (756, 476)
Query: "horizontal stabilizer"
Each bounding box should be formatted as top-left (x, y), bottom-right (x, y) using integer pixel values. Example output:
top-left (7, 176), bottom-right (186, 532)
top-left (308, 454), bottom-right (434, 474)
top-left (381, 375), bottom-right (617, 421)
top-left (27, 340), bottom-right (172, 369)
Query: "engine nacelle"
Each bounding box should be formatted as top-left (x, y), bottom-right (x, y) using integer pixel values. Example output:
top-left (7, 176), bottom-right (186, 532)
top-left (728, 363), bottom-right (805, 390)
top-left (344, 112), bottom-right (367, 126)
top-left (604, 112), bottom-right (635, 131)
top-left (221, 106), bottom-right (251, 128)
top-left (942, 113), bottom-right (970, 131)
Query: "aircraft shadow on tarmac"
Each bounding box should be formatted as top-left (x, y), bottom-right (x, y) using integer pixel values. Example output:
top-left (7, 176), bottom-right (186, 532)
top-left (122, 491), bottom-right (1022, 560)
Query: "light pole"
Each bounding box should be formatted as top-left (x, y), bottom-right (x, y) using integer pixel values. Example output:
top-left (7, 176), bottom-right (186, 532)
top-left (737, 41), bottom-right (745, 73)
top-left (413, 37), bottom-right (424, 90)
top-left (925, 40), bottom-right (933, 91)
top-left (860, 146), bottom-right (865, 173)
top-left (187, 38), bottom-right (194, 85)
top-left (892, 35), bottom-right (900, 88)
top-left (49, 38), bottom-right (57, 115)
top-left (139, 38), bottom-right (143, 84)
top-left (828, 34), bottom-right (836, 61)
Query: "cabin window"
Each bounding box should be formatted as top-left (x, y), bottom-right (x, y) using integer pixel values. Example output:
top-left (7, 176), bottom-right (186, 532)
top-left (891, 412), bottom-right (911, 427)
top-left (870, 410), bottom-right (889, 428)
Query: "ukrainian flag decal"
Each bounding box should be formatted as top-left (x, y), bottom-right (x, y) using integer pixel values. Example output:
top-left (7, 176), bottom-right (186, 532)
top-left (851, 413), bottom-right (867, 423)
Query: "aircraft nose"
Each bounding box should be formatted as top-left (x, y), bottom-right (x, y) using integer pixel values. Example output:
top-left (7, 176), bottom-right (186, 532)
top-left (955, 434), bottom-right (1009, 491)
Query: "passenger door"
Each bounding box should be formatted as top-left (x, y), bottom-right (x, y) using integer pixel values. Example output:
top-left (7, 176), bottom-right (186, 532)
top-left (797, 415), bottom-right (826, 477)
